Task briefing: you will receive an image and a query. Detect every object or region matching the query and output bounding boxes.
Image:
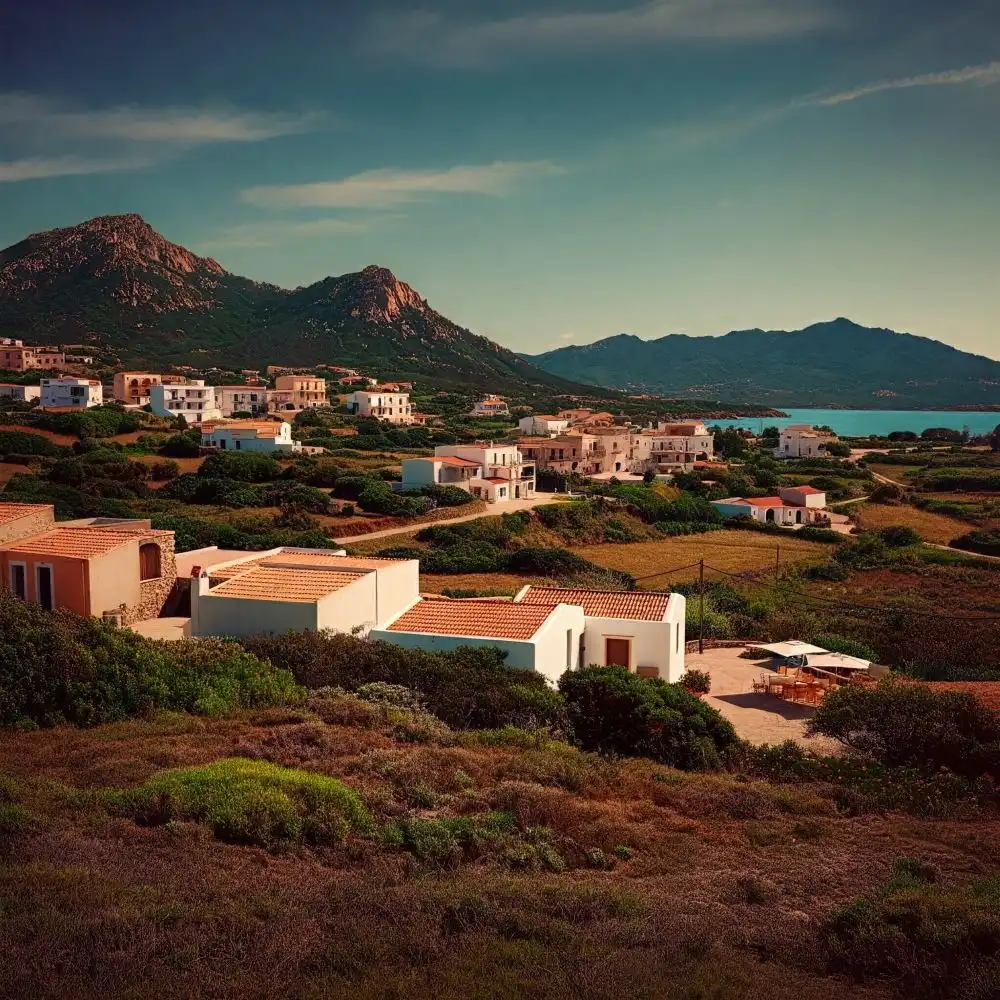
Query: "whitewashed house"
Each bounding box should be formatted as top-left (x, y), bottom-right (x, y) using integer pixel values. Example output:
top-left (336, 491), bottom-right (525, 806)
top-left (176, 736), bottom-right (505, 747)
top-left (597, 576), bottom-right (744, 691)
top-left (0, 383), bottom-right (40, 403)
top-left (201, 420), bottom-right (301, 454)
top-left (515, 586), bottom-right (687, 682)
top-left (518, 414), bottom-right (571, 436)
top-left (641, 422), bottom-right (716, 474)
top-left (775, 424), bottom-right (839, 459)
top-left (469, 395), bottom-right (510, 418)
top-left (402, 443), bottom-right (535, 502)
top-left (40, 377), bottom-right (102, 409)
top-left (150, 380), bottom-right (223, 424)
top-left (346, 388), bottom-right (413, 425)
top-left (217, 385), bottom-right (269, 417)
top-left (370, 599), bottom-right (586, 686)
top-left (712, 487), bottom-right (829, 526)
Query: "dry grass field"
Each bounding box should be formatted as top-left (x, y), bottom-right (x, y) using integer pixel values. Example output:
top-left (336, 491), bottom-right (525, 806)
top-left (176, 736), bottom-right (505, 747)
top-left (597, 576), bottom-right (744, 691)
top-left (865, 464), bottom-right (924, 484)
top-left (2, 711), bottom-right (997, 1000)
top-left (854, 502), bottom-right (970, 544)
top-left (0, 461), bottom-right (31, 486)
top-left (571, 530), bottom-right (829, 586)
top-left (0, 422), bottom-right (77, 446)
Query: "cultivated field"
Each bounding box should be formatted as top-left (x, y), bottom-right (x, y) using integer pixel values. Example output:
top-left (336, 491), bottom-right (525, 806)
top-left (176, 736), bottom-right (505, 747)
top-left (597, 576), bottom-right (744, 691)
top-left (571, 530), bottom-right (829, 586)
top-left (854, 502), bottom-right (971, 544)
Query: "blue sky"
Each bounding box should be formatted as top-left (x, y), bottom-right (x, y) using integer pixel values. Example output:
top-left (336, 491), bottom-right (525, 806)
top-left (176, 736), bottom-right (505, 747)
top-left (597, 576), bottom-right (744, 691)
top-left (1, 0), bottom-right (998, 358)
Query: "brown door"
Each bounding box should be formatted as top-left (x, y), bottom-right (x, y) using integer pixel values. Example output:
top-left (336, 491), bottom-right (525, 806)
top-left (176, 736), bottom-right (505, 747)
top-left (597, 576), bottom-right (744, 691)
top-left (605, 637), bottom-right (631, 669)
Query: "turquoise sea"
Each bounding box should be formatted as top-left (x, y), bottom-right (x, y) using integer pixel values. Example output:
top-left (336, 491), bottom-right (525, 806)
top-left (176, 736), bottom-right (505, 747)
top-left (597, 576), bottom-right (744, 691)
top-left (713, 409), bottom-right (1000, 438)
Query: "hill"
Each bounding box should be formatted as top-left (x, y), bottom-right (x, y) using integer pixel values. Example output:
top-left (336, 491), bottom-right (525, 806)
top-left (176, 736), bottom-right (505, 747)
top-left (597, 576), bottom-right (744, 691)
top-left (0, 214), bottom-right (590, 395)
top-left (525, 319), bottom-right (1000, 408)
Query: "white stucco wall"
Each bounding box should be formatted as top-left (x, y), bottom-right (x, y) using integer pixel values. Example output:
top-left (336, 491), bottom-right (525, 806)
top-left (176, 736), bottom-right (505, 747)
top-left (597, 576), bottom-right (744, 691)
top-left (192, 592), bottom-right (320, 638)
top-left (529, 603), bottom-right (586, 685)
top-left (371, 561), bottom-right (421, 625)
top-left (315, 573), bottom-right (378, 633)
top-left (401, 458), bottom-right (438, 488)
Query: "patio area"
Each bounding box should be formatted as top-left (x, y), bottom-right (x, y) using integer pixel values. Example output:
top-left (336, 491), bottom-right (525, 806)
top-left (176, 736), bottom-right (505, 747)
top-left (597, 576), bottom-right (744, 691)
top-left (685, 646), bottom-right (842, 751)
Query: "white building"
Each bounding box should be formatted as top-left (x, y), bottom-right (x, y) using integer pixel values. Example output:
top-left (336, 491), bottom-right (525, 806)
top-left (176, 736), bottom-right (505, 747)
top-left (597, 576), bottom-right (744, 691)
top-left (0, 383), bottom-right (40, 403)
top-left (201, 420), bottom-right (300, 454)
top-left (39, 377), bottom-right (102, 409)
top-left (518, 414), bottom-right (570, 437)
top-left (216, 385), bottom-right (269, 417)
top-left (346, 389), bottom-right (413, 425)
top-left (150, 380), bottom-right (223, 424)
top-left (712, 487), bottom-right (829, 527)
top-left (775, 424), bottom-right (839, 459)
top-left (641, 422), bottom-right (715, 473)
top-left (370, 599), bottom-right (586, 686)
top-left (402, 443), bottom-right (535, 502)
top-left (469, 395), bottom-right (510, 418)
top-left (188, 550), bottom-right (420, 640)
top-left (515, 586), bottom-right (687, 682)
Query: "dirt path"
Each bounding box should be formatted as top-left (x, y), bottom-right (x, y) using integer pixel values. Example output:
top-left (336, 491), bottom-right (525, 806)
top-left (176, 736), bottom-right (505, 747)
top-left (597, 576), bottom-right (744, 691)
top-left (331, 492), bottom-right (566, 544)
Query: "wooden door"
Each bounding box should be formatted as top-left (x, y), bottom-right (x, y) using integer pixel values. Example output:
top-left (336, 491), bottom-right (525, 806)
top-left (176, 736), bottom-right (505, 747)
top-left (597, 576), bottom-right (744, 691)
top-left (605, 637), bottom-right (631, 669)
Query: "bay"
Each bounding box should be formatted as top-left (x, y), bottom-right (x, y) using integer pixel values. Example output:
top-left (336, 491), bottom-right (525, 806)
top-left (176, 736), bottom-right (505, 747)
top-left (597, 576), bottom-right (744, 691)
top-left (711, 409), bottom-right (1000, 438)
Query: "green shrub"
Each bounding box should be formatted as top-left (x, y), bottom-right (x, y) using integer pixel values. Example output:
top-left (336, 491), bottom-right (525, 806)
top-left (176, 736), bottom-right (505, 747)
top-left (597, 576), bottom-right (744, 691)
top-left (797, 526), bottom-right (843, 544)
top-left (679, 669), bottom-right (711, 694)
top-left (105, 758), bottom-right (373, 847)
top-left (35, 404), bottom-right (141, 439)
top-left (879, 525), bottom-right (922, 548)
top-left (382, 812), bottom-right (517, 863)
top-left (159, 432), bottom-right (202, 458)
top-left (810, 634), bottom-right (879, 663)
top-left (242, 630), bottom-right (566, 731)
top-left (0, 596), bottom-right (304, 728)
top-left (951, 530), bottom-right (1000, 558)
top-left (198, 450), bottom-right (280, 482)
top-left (822, 861), bottom-right (1000, 999)
top-left (0, 430), bottom-right (64, 457)
top-left (809, 680), bottom-right (1000, 779)
top-left (149, 459), bottom-right (180, 480)
top-left (558, 667), bottom-right (738, 769)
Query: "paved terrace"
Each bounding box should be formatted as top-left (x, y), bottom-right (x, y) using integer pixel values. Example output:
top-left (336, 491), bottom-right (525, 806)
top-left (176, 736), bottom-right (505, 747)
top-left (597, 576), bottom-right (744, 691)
top-left (685, 646), bottom-right (840, 752)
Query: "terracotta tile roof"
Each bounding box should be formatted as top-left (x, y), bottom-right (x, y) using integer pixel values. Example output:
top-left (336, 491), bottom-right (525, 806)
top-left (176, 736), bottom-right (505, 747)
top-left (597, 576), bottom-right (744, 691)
top-left (209, 550), bottom-right (410, 580)
top-left (434, 457), bottom-right (482, 468)
top-left (203, 421), bottom-right (283, 437)
top-left (0, 502), bottom-right (51, 526)
top-left (784, 486), bottom-right (825, 495)
top-left (519, 586), bottom-right (671, 621)
top-left (209, 566), bottom-right (362, 602)
top-left (5, 527), bottom-right (139, 559)
top-left (484, 477), bottom-right (510, 485)
top-left (385, 599), bottom-right (554, 639)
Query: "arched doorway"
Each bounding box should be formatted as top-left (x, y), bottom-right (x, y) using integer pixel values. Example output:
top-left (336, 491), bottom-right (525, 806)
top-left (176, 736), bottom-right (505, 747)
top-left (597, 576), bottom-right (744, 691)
top-left (795, 510), bottom-right (803, 524)
top-left (765, 509), bottom-right (775, 523)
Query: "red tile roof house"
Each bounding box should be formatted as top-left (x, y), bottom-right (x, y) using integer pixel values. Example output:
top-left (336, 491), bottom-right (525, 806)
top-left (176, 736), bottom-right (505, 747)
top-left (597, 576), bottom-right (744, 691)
top-left (0, 503), bottom-right (177, 625)
top-left (711, 487), bottom-right (830, 527)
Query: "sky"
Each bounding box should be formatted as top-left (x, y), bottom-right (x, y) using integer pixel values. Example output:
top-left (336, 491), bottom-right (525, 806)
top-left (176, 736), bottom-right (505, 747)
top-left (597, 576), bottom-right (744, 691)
top-left (0, 0), bottom-right (998, 359)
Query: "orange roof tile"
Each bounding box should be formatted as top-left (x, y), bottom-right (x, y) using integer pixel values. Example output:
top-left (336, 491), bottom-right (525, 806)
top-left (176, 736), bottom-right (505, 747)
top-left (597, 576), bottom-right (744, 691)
top-left (434, 456), bottom-right (482, 468)
top-left (209, 549), bottom-right (411, 580)
top-left (5, 527), bottom-right (139, 559)
top-left (0, 502), bottom-right (51, 526)
top-left (519, 586), bottom-right (671, 621)
top-left (385, 599), bottom-right (554, 639)
top-left (209, 566), bottom-right (362, 602)
top-left (784, 486), bottom-right (825, 495)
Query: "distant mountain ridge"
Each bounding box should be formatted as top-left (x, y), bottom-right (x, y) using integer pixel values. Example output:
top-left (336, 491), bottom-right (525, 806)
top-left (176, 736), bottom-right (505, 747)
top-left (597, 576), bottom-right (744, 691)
top-left (525, 320), bottom-right (1000, 409)
top-left (0, 214), bottom-right (588, 395)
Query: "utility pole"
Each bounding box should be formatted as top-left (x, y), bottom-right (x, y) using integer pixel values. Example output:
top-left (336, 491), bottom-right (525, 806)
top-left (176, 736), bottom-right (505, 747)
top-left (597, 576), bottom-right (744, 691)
top-left (698, 559), bottom-right (705, 655)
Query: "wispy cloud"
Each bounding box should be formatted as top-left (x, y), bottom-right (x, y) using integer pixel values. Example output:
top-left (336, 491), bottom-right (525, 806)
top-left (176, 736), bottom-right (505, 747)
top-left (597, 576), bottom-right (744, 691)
top-left (242, 161), bottom-right (566, 209)
top-left (367, 0), bottom-right (838, 67)
top-left (0, 153), bottom-right (153, 183)
top-left (0, 92), bottom-right (324, 145)
top-left (804, 60), bottom-right (1000, 107)
top-left (202, 216), bottom-right (378, 250)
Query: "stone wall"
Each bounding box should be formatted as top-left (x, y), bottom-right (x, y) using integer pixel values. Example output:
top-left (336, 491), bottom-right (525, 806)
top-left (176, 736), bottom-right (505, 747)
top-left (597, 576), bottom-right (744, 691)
top-left (685, 639), bottom-right (760, 654)
top-left (122, 532), bottom-right (178, 626)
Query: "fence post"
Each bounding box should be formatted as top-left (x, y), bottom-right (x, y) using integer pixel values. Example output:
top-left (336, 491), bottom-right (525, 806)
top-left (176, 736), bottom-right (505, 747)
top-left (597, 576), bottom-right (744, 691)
top-left (698, 559), bottom-right (705, 655)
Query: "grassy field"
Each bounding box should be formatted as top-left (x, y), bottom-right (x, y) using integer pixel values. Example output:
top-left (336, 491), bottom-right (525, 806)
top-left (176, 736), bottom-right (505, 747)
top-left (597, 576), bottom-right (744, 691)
top-left (571, 530), bottom-right (829, 586)
top-left (866, 464), bottom-right (924, 484)
top-left (854, 502), bottom-right (971, 544)
top-left (2, 711), bottom-right (997, 1000)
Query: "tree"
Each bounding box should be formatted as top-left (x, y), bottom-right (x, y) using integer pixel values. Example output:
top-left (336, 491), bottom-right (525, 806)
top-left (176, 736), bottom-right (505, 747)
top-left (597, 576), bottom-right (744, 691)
top-left (825, 441), bottom-right (852, 458)
top-left (990, 424), bottom-right (1000, 453)
top-left (713, 427), bottom-right (748, 458)
top-left (921, 427), bottom-right (966, 443)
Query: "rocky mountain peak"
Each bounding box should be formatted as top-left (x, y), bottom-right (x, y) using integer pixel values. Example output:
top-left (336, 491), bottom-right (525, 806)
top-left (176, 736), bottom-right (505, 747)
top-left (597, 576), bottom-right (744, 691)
top-left (351, 263), bottom-right (428, 325)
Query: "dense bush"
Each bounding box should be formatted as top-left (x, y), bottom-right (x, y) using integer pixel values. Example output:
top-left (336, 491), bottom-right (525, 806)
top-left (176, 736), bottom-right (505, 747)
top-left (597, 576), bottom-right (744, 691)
top-left (951, 529), bottom-right (1000, 557)
top-left (558, 667), bottom-right (739, 770)
top-left (242, 630), bottom-right (566, 731)
top-left (870, 482), bottom-right (904, 504)
top-left (159, 431), bottom-right (202, 457)
top-left (149, 459), bottom-right (180, 480)
top-left (149, 513), bottom-right (339, 553)
top-left (808, 680), bottom-right (1000, 780)
top-left (0, 473), bottom-right (136, 519)
top-left (418, 484), bottom-right (476, 508)
top-left (36, 404), bottom-right (141, 439)
top-left (810, 633), bottom-right (878, 663)
top-left (199, 450), bottom-right (281, 482)
top-left (878, 525), bottom-right (922, 548)
top-left (0, 430), bottom-right (64, 457)
top-left (796, 526), bottom-right (843, 544)
top-left (920, 472), bottom-right (1000, 492)
top-left (0, 596), bottom-right (303, 728)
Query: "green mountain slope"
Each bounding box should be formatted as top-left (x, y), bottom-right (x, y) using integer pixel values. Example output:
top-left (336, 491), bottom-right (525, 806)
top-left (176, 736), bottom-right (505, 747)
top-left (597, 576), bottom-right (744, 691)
top-left (525, 320), bottom-right (1000, 408)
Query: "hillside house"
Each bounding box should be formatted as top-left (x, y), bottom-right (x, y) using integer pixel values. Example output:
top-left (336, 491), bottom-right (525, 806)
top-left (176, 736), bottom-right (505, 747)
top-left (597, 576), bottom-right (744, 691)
top-left (188, 551), bottom-right (419, 639)
top-left (201, 420), bottom-right (300, 454)
top-left (40, 377), bottom-right (102, 409)
top-left (0, 503), bottom-right (176, 625)
top-left (0, 347), bottom-right (65, 372)
top-left (518, 414), bottom-right (570, 436)
top-left (217, 385), bottom-right (269, 416)
top-left (712, 487), bottom-right (829, 526)
top-left (0, 383), bottom-right (40, 403)
top-left (641, 423), bottom-right (715, 474)
top-left (346, 388), bottom-right (413, 425)
top-left (370, 599), bottom-right (587, 686)
top-left (582, 427), bottom-right (632, 474)
top-left (402, 443), bottom-right (535, 502)
top-left (469, 395), bottom-right (510, 418)
top-left (518, 434), bottom-right (603, 476)
top-left (113, 372), bottom-right (163, 406)
top-left (515, 586), bottom-right (687, 682)
top-left (150, 380), bottom-right (223, 424)
top-left (270, 376), bottom-right (327, 413)
top-left (775, 424), bottom-right (839, 459)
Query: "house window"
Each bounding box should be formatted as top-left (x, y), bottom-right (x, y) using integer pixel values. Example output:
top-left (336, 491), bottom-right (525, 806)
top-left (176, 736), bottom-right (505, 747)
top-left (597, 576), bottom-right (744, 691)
top-left (140, 543), bottom-right (162, 581)
top-left (35, 565), bottom-right (54, 611)
top-left (675, 623), bottom-right (680, 654)
top-left (566, 629), bottom-right (573, 669)
top-left (9, 563), bottom-right (26, 600)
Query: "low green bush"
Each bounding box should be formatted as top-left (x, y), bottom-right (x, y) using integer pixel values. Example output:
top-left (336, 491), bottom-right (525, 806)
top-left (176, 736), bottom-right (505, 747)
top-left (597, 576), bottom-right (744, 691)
top-left (105, 758), bottom-right (374, 847)
top-left (199, 450), bottom-right (281, 483)
top-left (36, 404), bottom-right (141, 439)
top-left (810, 633), bottom-right (879, 663)
top-left (0, 430), bottom-right (64, 457)
top-left (559, 667), bottom-right (738, 770)
top-left (951, 529), bottom-right (1000, 557)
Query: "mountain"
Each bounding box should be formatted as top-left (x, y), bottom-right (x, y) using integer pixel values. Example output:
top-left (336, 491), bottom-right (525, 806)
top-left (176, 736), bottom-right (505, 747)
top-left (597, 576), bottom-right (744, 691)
top-left (525, 320), bottom-right (1000, 409)
top-left (0, 214), bottom-right (588, 395)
